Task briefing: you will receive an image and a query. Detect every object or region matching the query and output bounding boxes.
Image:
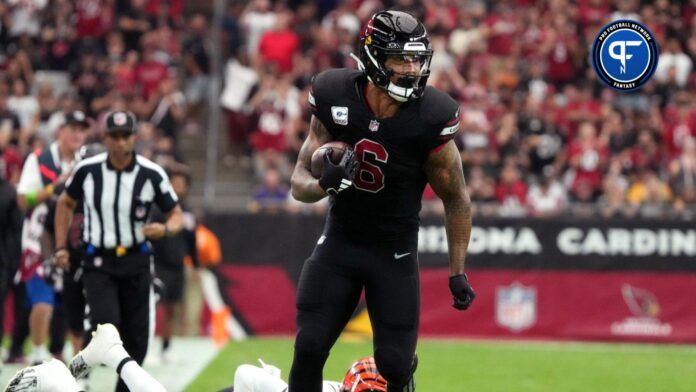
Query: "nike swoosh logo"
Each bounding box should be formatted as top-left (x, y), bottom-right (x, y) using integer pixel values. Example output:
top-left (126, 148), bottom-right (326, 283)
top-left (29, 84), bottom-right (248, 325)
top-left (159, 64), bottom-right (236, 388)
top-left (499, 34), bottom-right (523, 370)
top-left (394, 252), bottom-right (411, 260)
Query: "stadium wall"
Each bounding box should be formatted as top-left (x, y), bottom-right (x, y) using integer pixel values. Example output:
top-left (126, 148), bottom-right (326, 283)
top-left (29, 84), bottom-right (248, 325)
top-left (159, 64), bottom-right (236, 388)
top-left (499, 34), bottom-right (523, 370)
top-left (7, 214), bottom-right (694, 342)
top-left (208, 213), bottom-right (696, 343)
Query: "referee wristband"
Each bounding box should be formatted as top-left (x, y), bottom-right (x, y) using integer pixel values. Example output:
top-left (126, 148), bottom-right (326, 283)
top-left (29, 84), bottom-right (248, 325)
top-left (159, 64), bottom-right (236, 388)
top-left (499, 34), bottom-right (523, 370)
top-left (116, 357), bottom-right (135, 375)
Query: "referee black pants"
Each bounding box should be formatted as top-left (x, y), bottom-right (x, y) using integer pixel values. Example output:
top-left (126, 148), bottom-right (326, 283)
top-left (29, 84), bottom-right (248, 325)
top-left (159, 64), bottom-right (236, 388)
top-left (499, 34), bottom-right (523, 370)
top-left (289, 230), bottom-right (419, 392)
top-left (83, 252), bottom-right (152, 392)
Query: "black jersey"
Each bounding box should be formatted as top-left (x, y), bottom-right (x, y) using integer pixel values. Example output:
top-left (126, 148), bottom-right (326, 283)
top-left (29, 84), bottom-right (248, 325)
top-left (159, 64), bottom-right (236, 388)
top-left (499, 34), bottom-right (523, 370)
top-left (309, 69), bottom-right (460, 241)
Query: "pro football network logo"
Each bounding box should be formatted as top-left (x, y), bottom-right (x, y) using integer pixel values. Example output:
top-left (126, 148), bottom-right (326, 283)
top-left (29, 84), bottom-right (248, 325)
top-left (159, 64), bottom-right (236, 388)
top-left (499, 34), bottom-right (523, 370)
top-left (591, 20), bottom-right (658, 91)
top-left (495, 282), bottom-right (537, 332)
top-left (610, 284), bottom-right (672, 337)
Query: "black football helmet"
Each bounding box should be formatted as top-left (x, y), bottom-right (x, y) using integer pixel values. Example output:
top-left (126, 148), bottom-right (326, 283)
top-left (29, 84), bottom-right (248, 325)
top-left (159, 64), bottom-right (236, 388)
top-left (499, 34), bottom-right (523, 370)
top-left (356, 10), bottom-right (433, 102)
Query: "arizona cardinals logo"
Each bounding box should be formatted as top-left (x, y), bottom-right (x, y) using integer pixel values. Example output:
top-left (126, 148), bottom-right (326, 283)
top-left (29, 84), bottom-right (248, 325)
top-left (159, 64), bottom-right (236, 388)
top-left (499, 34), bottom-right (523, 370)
top-left (622, 284), bottom-right (660, 318)
top-left (362, 19), bottom-right (373, 39)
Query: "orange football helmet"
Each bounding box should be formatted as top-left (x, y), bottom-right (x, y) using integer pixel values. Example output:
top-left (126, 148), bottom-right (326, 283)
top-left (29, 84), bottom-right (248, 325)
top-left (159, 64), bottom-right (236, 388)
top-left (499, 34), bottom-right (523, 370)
top-left (341, 356), bottom-right (387, 392)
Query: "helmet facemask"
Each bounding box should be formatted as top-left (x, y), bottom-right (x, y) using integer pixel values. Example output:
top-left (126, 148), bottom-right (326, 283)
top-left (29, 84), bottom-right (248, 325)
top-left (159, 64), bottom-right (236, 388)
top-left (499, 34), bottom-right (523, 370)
top-left (357, 11), bottom-right (433, 102)
top-left (382, 52), bottom-right (432, 102)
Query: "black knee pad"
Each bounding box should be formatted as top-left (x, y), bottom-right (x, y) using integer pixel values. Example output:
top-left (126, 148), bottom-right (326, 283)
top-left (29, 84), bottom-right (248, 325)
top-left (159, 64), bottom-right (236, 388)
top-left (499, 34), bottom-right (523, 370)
top-left (375, 348), bottom-right (417, 390)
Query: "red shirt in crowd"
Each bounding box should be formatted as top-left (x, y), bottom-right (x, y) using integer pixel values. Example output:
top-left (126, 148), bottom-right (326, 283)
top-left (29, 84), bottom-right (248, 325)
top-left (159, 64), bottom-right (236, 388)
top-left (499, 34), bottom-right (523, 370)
top-left (560, 98), bottom-right (602, 140)
top-left (249, 102), bottom-right (288, 153)
top-left (113, 63), bottom-right (138, 96)
top-left (520, 25), bottom-right (549, 60)
top-left (630, 146), bottom-right (661, 172)
top-left (258, 30), bottom-right (300, 74)
top-left (146, 0), bottom-right (183, 22)
top-left (135, 61), bottom-right (168, 100)
top-left (546, 34), bottom-right (579, 85)
top-left (485, 13), bottom-right (518, 56)
top-left (495, 181), bottom-right (528, 204)
top-left (577, 0), bottom-right (610, 28)
top-left (1, 146), bottom-right (22, 184)
top-left (567, 141), bottom-right (609, 191)
top-left (76, 0), bottom-right (113, 38)
top-left (662, 106), bottom-right (696, 158)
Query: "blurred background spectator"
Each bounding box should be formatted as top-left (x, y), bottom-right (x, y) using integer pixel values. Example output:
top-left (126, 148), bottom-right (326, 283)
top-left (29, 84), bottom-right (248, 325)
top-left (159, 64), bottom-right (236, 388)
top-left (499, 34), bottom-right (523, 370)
top-left (0, 0), bottom-right (192, 177)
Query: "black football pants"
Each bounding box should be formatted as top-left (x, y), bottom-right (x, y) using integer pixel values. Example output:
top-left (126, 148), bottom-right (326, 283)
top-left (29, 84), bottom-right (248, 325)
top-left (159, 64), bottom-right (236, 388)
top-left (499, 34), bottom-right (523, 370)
top-left (289, 231), bottom-right (419, 392)
top-left (82, 253), bottom-right (152, 392)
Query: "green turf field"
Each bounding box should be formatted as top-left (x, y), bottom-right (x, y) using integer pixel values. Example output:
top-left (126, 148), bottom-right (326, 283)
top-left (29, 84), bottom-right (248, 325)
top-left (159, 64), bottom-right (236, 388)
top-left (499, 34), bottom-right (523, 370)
top-left (187, 337), bottom-right (696, 392)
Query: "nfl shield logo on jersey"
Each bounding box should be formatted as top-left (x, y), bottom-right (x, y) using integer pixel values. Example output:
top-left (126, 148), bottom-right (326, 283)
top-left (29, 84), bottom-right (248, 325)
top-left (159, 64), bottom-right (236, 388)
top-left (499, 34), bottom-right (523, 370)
top-left (495, 282), bottom-right (537, 332)
top-left (369, 119), bottom-right (380, 132)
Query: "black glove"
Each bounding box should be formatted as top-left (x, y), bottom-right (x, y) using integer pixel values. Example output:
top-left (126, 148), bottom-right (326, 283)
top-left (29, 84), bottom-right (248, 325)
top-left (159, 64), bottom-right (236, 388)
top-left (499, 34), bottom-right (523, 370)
top-left (318, 148), bottom-right (358, 196)
top-left (449, 273), bottom-right (475, 310)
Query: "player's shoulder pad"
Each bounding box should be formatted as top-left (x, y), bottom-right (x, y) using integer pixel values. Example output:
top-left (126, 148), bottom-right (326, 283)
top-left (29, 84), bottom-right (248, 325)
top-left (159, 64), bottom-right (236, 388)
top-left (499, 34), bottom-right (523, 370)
top-left (309, 68), bottom-right (361, 106)
top-left (419, 86), bottom-right (460, 134)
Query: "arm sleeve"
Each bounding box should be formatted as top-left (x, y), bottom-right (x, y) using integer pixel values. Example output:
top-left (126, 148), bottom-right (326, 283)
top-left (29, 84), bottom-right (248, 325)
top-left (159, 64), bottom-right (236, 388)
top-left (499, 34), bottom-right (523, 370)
top-left (65, 166), bottom-right (88, 200)
top-left (152, 169), bottom-right (179, 213)
top-left (16, 154), bottom-right (43, 195)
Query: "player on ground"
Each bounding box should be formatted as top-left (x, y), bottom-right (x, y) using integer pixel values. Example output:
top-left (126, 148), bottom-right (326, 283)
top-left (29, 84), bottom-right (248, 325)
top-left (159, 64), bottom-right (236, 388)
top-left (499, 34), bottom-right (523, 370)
top-left (5, 324), bottom-right (166, 392)
top-left (289, 10), bottom-right (475, 392)
top-left (229, 356), bottom-right (386, 392)
top-left (5, 339), bottom-right (381, 392)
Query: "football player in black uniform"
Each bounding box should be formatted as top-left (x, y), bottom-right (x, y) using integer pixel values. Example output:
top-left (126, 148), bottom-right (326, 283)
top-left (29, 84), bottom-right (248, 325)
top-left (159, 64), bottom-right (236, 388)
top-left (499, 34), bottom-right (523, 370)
top-left (289, 10), bottom-right (476, 392)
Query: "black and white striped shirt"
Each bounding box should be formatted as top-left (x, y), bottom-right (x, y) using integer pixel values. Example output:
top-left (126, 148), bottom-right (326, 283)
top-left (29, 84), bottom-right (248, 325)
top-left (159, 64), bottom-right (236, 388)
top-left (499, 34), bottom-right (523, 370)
top-left (65, 153), bottom-right (178, 250)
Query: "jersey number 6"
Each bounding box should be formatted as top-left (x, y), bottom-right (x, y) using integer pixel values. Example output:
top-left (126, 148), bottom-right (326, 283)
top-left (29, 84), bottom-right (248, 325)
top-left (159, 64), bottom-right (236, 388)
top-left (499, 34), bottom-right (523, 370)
top-left (353, 138), bottom-right (388, 193)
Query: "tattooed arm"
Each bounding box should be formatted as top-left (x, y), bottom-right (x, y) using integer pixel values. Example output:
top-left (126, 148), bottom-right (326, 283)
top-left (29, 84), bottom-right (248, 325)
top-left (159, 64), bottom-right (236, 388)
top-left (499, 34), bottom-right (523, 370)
top-left (290, 115), bottom-right (334, 203)
top-left (424, 140), bottom-right (472, 276)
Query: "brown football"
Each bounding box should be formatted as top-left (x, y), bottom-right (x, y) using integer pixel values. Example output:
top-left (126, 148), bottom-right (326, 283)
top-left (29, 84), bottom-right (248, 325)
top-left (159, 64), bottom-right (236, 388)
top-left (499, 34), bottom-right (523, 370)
top-left (311, 141), bottom-right (351, 178)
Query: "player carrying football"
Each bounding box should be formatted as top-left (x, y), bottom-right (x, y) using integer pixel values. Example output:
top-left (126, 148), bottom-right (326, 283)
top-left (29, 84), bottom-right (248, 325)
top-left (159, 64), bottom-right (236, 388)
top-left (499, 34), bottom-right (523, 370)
top-left (289, 10), bottom-right (475, 392)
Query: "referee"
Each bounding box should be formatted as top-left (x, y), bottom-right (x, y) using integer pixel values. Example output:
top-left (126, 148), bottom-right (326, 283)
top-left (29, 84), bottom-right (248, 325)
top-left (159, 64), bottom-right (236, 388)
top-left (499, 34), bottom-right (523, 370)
top-left (54, 111), bottom-right (183, 392)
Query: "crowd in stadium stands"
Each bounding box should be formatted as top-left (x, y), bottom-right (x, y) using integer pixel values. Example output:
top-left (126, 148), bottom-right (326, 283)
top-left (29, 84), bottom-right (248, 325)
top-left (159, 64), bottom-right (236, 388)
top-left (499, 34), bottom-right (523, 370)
top-left (218, 0), bottom-right (696, 219)
top-left (0, 0), bottom-right (199, 185)
top-left (0, 0), bottom-right (211, 363)
top-left (0, 0), bottom-right (695, 219)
